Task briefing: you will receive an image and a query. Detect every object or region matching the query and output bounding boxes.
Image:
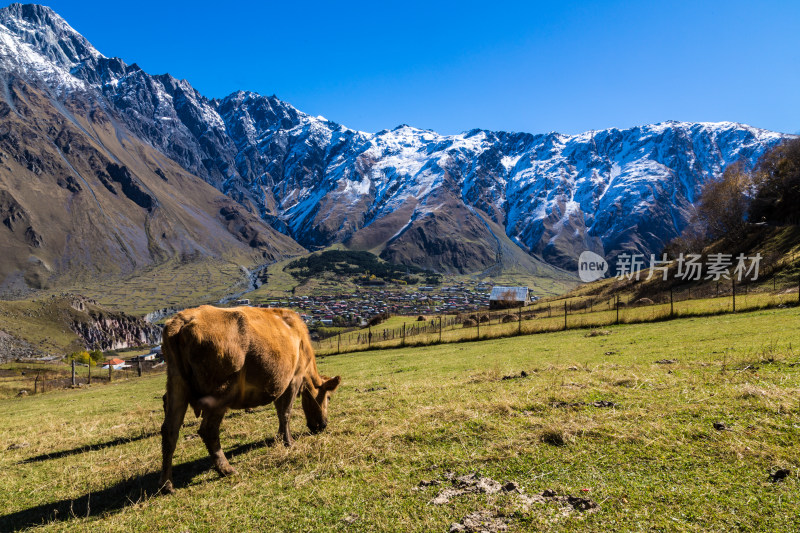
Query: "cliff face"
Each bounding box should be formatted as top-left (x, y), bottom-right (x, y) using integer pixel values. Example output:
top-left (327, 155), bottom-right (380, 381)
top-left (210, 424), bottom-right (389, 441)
top-left (66, 295), bottom-right (160, 351)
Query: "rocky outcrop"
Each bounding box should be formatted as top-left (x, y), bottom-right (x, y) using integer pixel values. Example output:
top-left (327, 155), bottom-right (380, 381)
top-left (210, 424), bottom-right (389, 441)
top-left (143, 306), bottom-right (181, 324)
top-left (65, 295), bottom-right (161, 350)
top-left (70, 313), bottom-right (161, 351)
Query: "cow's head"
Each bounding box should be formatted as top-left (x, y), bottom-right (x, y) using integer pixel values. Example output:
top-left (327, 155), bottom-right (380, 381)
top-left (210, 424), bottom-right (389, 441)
top-left (301, 375), bottom-right (341, 434)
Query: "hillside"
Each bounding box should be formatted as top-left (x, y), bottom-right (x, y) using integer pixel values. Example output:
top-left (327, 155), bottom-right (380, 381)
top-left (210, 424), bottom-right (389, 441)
top-left (0, 4), bottom-right (306, 294)
top-left (0, 294), bottom-right (159, 360)
top-left (2, 307), bottom-right (799, 530)
top-left (0, 75), bottom-right (305, 294)
top-left (550, 224), bottom-right (800, 309)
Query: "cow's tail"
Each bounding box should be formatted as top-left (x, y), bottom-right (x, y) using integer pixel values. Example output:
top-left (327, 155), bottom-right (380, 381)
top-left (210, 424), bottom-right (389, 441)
top-left (162, 315), bottom-right (191, 382)
top-left (162, 314), bottom-right (204, 416)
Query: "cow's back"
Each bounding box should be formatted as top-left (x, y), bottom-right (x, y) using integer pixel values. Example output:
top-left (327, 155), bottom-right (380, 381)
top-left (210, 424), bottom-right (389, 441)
top-left (162, 305), bottom-right (309, 405)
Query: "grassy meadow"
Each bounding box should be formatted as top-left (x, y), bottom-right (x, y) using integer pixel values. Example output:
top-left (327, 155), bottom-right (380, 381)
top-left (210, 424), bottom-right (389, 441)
top-left (1, 306), bottom-right (799, 531)
top-left (57, 258), bottom-right (253, 316)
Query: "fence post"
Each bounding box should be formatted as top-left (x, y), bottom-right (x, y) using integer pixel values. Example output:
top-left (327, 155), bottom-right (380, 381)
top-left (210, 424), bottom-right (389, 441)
top-left (477, 315), bottom-right (480, 339)
top-left (109, 365), bottom-right (112, 382)
top-left (368, 326), bottom-right (372, 348)
top-left (616, 295), bottom-right (620, 325)
top-left (137, 358), bottom-right (142, 377)
top-left (402, 323), bottom-right (406, 347)
top-left (71, 359), bottom-right (76, 387)
top-left (34, 372), bottom-right (39, 394)
top-left (732, 277), bottom-right (736, 312)
top-left (518, 306), bottom-right (522, 335)
top-left (670, 288), bottom-right (674, 318)
top-left (337, 333), bottom-right (341, 354)
top-left (797, 273), bottom-right (800, 304)
top-left (564, 301), bottom-right (568, 330)
top-left (439, 316), bottom-right (442, 343)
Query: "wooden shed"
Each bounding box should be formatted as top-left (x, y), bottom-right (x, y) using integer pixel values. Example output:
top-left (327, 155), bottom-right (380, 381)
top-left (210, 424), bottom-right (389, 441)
top-left (489, 286), bottom-right (529, 309)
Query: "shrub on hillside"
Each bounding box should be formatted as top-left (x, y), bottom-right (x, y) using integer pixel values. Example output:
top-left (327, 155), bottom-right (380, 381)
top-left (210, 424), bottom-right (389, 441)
top-left (368, 312), bottom-right (390, 327)
top-left (68, 350), bottom-right (93, 365)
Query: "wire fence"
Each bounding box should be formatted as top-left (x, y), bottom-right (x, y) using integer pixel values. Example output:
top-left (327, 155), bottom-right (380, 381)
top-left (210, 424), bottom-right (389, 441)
top-left (1, 360), bottom-right (166, 399)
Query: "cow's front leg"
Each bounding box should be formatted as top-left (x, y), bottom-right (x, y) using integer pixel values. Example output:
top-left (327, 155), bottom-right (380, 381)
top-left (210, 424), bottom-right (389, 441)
top-left (198, 408), bottom-right (236, 477)
top-left (274, 377), bottom-right (302, 446)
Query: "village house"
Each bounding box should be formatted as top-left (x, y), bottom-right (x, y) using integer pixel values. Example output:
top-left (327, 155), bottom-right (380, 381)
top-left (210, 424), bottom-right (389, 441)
top-left (489, 286), bottom-right (530, 310)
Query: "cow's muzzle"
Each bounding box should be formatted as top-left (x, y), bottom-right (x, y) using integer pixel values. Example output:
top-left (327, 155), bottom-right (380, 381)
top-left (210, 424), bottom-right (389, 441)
top-left (308, 422), bottom-right (327, 435)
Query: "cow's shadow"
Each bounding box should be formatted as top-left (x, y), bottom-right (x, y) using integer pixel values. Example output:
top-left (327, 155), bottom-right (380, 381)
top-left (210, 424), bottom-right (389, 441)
top-left (20, 409), bottom-right (253, 465)
top-left (20, 432), bottom-right (160, 464)
top-left (0, 439), bottom-right (274, 532)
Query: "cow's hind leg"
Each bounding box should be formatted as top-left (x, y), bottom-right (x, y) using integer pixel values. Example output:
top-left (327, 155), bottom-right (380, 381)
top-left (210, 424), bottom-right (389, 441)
top-left (198, 409), bottom-right (236, 477)
top-left (275, 377), bottom-right (302, 446)
top-left (160, 376), bottom-right (189, 494)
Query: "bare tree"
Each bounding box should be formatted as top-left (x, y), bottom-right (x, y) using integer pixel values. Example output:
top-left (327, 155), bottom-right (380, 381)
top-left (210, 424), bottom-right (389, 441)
top-left (696, 162), bottom-right (751, 240)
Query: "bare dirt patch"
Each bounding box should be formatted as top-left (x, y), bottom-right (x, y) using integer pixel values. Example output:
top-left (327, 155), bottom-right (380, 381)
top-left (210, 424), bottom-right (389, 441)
top-left (769, 468), bottom-right (790, 482)
top-left (430, 473), bottom-right (504, 505)
top-left (449, 510), bottom-right (508, 532)
top-left (426, 471), bottom-right (599, 531)
top-left (585, 329), bottom-right (612, 337)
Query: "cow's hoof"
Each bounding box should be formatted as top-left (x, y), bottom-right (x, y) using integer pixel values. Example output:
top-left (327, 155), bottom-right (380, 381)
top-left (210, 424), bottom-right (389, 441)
top-left (159, 480), bottom-right (175, 495)
top-left (216, 464), bottom-right (237, 477)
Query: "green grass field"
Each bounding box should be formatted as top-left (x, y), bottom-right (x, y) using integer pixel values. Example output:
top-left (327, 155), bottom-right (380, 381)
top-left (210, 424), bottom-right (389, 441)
top-left (57, 258), bottom-right (254, 316)
top-left (2, 307), bottom-right (799, 531)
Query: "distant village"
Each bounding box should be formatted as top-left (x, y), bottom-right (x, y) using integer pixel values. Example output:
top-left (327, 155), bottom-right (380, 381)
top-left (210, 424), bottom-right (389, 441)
top-left (239, 281), bottom-right (538, 327)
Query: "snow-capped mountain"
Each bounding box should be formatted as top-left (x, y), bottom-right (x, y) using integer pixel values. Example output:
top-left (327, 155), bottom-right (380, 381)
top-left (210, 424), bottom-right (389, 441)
top-left (0, 3), bottom-right (790, 284)
top-left (0, 4), bottom-right (304, 291)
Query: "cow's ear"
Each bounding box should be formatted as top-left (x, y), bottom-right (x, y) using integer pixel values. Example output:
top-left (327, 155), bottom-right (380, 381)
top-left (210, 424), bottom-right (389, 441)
top-left (324, 376), bottom-right (341, 392)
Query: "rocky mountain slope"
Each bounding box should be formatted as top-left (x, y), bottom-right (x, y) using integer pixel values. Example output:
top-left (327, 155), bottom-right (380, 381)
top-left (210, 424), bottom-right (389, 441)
top-left (0, 4), bottom-right (304, 292)
top-left (0, 3), bottom-right (791, 290)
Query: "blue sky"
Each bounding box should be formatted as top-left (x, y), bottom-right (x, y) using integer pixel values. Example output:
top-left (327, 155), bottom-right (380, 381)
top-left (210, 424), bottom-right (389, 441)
top-left (30, 0), bottom-right (800, 135)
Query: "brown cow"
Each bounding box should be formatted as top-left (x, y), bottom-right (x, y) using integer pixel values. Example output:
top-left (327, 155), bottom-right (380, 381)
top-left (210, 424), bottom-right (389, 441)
top-left (158, 305), bottom-right (340, 493)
